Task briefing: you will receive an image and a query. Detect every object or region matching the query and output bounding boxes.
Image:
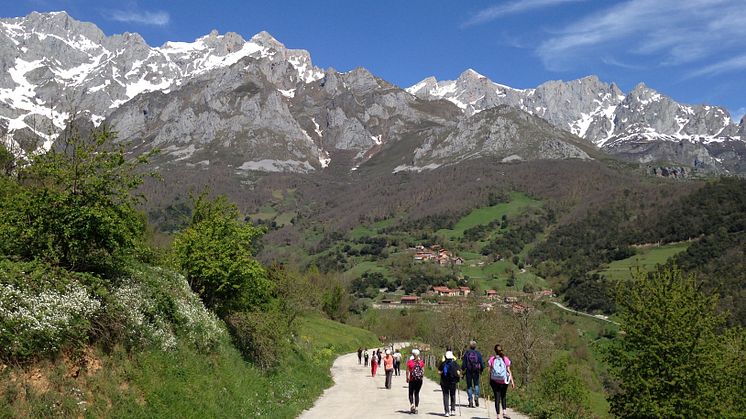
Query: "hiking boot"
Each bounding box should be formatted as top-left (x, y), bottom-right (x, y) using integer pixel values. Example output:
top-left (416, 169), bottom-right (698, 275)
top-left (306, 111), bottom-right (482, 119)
top-left (468, 400), bottom-right (474, 408)
top-left (475, 398), bottom-right (479, 407)
top-left (410, 404), bottom-right (415, 414)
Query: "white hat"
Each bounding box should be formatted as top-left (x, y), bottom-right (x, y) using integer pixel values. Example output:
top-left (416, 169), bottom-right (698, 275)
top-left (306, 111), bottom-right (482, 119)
top-left (385, 349), bottom-right (391, 355)
top-left (445, 351), bottom-right (455, 360)
top-left (412, 349), bottom-right (420, 356)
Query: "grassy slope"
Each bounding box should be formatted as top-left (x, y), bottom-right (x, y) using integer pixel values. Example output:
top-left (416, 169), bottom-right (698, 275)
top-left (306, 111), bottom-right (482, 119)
top-left (1, 315), bottom-right (378, 419)
top-left (598, 242), bottom-right (690, 281)
top-left (436, 192), bottom-right (542, 239)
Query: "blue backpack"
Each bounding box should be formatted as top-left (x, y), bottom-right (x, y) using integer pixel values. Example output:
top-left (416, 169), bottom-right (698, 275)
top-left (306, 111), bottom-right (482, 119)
top-left (490, 356), bottom-right (508, 383)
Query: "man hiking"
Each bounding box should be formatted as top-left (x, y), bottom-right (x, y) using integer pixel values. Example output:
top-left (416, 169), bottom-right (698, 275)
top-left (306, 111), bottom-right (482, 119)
top-left (462, 340), bottom-right (485, 408)
top-left (406, 348), bottom-right (425, 414)
top-left (383, 349), bottom-right (395, 389)
top-left (363, 348), bottom-right (369, 366)
top-left (438, 350), bottom-right (460, 416)
top-left (357, 347), bottom-right (363, 365)
top-left (393, 348), bottom-right (402, 376)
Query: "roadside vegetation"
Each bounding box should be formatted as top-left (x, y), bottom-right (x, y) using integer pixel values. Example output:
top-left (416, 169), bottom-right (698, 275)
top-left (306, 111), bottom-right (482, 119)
top-left (0, 131), bottom-right (377, 417)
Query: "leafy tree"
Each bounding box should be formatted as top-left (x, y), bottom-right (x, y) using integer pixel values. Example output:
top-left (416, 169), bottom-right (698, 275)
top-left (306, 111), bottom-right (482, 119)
top-left (171, 194), bottom-right (272, 317)
top-left (0, 128), bottom-right (153, 273)
top-left (604, 267), bottom-right (725, 417)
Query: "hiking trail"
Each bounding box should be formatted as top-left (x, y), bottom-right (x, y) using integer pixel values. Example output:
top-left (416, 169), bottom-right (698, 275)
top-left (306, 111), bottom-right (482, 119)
top-left (299, 346), bottom-right (529, 419)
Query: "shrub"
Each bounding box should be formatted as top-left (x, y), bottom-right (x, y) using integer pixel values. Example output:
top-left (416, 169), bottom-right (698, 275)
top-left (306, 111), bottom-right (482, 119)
top-left (225, 310), bottom-right (290, 370)
top-left (534, 356), bottom-right (591, 419)
top-left (107, 264), bottom-right (226, 353)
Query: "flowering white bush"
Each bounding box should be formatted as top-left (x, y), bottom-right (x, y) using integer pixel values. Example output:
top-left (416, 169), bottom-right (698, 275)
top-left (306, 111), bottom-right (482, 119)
top-left (0, 282), bottom-right (100, 359)
top-left (111, 265), bottom-right (225, 352)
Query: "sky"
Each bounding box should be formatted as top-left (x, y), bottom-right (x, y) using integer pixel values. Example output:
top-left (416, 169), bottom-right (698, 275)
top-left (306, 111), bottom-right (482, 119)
top-left (4, 0), bottom-right (745, 122)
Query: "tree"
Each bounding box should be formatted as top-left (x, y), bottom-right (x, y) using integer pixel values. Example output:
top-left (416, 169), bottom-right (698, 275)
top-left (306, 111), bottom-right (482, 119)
top-left (171, 194), bottom-right (273, 317)
top-left (604, 267), bottom-right (725, 417)
top-left (0, 128), bottom-right (153, 273)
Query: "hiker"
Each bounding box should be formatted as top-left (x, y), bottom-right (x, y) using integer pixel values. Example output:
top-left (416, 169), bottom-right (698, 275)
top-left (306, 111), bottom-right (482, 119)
top-left (364, 348), bottom-right (369, 366)
top-left (393, 348), bottom-right (402, 376)
top-left (377, 349), bottom-right (383, 366)
top-left (406, 348), bottom-right (425, 414)
top-left (371, 349), bottom-right (379, 377)
top-left (462, 340), bottom-right (485, 408)
top-left (438, 350), bottom-right (460, 416)
top-left (357, 347), bottom-right (363, 365)
top-left (488, 344), bottom-right (516, 419)
top-left (384, 349), bottom-right (395, 389)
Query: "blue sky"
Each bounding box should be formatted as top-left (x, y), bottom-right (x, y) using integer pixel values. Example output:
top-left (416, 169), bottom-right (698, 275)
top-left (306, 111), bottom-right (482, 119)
top-left (5, 0), bottom-right (746, 121)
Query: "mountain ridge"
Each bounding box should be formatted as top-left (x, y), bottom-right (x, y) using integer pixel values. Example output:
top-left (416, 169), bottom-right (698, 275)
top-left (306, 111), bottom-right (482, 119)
top-left (1, 11), bottom-right (744, 174)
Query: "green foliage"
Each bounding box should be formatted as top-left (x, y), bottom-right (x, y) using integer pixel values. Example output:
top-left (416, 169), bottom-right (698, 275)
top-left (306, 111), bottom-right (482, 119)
top-left (534, 356), bottom-right (591, 419)
top-left (0, 129), bottom-right (153, 273)
top-left (171, 194), bottom-right (273, 317)
top-left (226, 309), bottom-right (290, 370)
top-left (604, 267), bottom-right (726, 417)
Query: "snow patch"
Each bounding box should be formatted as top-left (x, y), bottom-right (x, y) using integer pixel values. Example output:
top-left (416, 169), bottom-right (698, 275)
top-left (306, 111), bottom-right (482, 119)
top-left (238, 159), bottom-right (315, 173)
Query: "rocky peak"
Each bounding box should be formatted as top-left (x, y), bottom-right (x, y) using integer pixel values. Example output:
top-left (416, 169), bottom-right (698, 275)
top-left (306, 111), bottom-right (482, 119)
top-left (249, 31), bottom-right (285, 51)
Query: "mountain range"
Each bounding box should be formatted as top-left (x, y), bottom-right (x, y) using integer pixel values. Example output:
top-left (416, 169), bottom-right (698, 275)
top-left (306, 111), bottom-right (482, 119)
top-left (1, 11), bottom-right (744, 175)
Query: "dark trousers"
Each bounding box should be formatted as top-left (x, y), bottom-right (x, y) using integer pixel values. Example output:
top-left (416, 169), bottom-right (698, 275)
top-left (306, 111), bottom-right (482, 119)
top-left (394, 360), bottom-right (401, 376)
top-left (441, 382), bottom-right (457, 413)
top-left (465, 372), bottom-right (481, 401)
top-left (358, 355), bottom-right (362, 364)
top-left (490, 380), bottom-right (509, 414)
top-left (385, 369), bottom-right (394, 389)
top-left (364, 357), bottom-right (368, 366)
top-left (408, 379), bottom-right (423, 406)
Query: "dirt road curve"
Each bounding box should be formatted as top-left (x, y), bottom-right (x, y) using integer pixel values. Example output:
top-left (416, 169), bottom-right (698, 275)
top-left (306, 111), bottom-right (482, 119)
top-left (299, 350), bottom-right (528, 419)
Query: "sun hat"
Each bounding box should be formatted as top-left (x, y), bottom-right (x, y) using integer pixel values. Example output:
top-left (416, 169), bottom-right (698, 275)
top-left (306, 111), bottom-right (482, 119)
top-left (412, 349), bottom-right (420, 356)
top-left (385, 349), bottom-right (391, 355)
top-left (445, 351), bottom-right (455, 360)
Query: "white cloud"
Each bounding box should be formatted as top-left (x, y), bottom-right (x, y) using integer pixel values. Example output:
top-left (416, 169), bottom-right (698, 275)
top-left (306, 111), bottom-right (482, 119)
top-left (536, 0), bottom-right (746, 72)
top-left (463, 0), bottom-right (586, 26)
top-left (106, 9), bottom-right (170, 26)
top-left (687, 54), bottom-right (746, 78)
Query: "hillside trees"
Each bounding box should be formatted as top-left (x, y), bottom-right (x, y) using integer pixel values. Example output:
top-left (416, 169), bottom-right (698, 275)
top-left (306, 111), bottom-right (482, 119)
top-left (0, 128), bottom-right (154, 273)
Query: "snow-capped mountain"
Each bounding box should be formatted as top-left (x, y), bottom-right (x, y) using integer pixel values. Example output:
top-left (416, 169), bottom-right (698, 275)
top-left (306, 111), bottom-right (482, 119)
top-left (407, 70), bottom-right (745, 172)
top-left (0, 11), bottom-right (322, 151)
top-left (0, 11), bottom-right (744, 175)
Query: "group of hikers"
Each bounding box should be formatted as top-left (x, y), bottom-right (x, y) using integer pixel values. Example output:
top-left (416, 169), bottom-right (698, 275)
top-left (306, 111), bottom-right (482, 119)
top-left (356, 341), bottom-right (515, 418)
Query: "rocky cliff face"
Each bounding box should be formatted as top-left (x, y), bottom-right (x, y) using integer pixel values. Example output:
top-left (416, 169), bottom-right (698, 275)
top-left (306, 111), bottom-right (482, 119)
top-left (408, 72), bottom-right (744, 173)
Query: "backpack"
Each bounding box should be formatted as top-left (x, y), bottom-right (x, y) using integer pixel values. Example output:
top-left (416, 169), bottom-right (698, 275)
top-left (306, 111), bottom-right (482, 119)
top-left (490, 356), bottom-right (508, 383)
top-left (411, 360), bottom-right (424, 381)
top-left (466, 350), bottom-right (481, 372)
top-left (444, 360), bottom-right (460, 383)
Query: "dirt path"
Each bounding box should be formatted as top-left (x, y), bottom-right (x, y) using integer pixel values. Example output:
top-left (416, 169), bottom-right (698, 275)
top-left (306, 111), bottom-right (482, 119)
top-left (299, 349), bottom-right (529, 419)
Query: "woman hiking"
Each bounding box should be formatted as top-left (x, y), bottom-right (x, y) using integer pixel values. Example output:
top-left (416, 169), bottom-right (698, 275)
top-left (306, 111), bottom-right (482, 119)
top-left (488, 344), bottom-right (515, 419)
top-left (406, 348), bottom-right (425, 414)
top-left (383, 349), bottom-right (395, 389)
top-left (438, 350), bottom-right (460, 416)
top-left (371, 348), bottom-right (379, 377)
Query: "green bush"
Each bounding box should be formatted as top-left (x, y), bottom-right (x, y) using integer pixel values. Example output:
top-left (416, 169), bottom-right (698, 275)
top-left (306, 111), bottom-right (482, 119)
top-left (171, 194), bottom-right (273, 317)
top-left (225, 310), bottom-right (290, 370)
top-left (534, 356), bottom-right (591, 419)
